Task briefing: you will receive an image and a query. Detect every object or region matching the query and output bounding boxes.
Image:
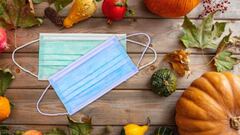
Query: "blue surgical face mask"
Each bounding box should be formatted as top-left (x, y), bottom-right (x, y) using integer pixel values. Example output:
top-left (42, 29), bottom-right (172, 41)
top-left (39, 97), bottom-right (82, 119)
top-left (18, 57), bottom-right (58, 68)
top-left (12, 33), bottom-right (157, 116)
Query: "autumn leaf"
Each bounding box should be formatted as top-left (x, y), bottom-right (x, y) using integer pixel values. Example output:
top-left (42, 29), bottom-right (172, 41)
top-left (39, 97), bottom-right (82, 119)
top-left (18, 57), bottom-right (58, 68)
top-left (181, 13), bottom-right (226, 49)
top-left (214, 32), bottom-right (240, 72)
top-left (0, 0), bottom-right (42, 29)
top-left (165, 49), bottom-right (190, 77)
top-left (0, 69), bottom-right (15, 96)
top-left (68, 116), bottom-right (92, 135)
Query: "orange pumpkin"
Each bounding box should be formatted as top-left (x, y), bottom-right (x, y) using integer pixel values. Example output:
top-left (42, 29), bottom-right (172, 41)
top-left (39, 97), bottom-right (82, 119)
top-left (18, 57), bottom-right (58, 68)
top-left (23, 130), bottom-right (42, 135)
top-left (0, 96), bottom-right (11, 121)
top-left (176, 72), bottom-right (240, 135)
top-left (144, 0), bottom-right (200, 18)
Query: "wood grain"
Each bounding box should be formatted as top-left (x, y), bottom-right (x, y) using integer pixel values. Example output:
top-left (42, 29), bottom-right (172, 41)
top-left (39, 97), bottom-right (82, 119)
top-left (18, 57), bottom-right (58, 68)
top-left (3, 0), bottom-right (240, 132)
top-left (3, 89), bottom-right (182, 125)
top-left (34, 0), bottom-right (240, 19)
top-left (7, 19), bottom-right (240, 54)
top-left (4, 53), bottom-right (214, 89)
top-left (0, 125), bottom-right (177, 135)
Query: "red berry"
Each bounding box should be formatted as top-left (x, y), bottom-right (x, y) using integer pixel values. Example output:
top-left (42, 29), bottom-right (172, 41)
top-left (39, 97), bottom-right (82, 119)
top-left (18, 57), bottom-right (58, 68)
top-left (199, 0), bottom-right (230, 18)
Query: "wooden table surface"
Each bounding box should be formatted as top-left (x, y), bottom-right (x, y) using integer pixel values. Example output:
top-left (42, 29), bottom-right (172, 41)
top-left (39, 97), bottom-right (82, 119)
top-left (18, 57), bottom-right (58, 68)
top-left (1, 1), bottom-right (240, 134)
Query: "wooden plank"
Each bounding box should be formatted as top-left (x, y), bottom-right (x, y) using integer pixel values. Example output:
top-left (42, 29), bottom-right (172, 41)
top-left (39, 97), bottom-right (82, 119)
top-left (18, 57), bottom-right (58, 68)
top-left (3, 53), bottom-right (214, 89)
top-left (0, 125), bottom-right (178, 135)
top-left (7, 19), bottom-right (239, 53)
top-left (3, 89), bottom-right (182, 125)
top-left (34, 0), bottom-right (240, 19)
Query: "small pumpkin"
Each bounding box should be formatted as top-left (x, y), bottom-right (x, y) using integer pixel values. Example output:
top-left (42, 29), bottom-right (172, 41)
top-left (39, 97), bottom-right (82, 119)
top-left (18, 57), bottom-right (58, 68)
top-left (151, 69), bottom-right (177, 97)
top-left (23, 130), bottom-right (42, 135)
top-left (144, 0), bottom-right (200, 18)
top-left (176, 72), bottom-right (240, 135)
top-left (0, 96), bottom-right (11, 121)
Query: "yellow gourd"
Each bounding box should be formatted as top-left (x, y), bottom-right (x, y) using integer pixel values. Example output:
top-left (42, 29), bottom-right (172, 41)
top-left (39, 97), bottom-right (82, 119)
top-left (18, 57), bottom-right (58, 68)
top-left (64, 0), bottom-right (96, 28)
top-left (123, 124), bottom-right (149, 135)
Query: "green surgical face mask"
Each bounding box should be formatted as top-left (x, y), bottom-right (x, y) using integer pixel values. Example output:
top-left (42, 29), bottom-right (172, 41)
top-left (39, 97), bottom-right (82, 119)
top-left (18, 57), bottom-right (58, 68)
top-left (38, 33), bottom-right (126, 80)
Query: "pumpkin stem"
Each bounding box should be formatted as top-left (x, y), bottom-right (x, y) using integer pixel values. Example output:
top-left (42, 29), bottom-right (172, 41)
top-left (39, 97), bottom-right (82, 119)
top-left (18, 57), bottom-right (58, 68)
top-left (230, 116), bottom-right (240, 130)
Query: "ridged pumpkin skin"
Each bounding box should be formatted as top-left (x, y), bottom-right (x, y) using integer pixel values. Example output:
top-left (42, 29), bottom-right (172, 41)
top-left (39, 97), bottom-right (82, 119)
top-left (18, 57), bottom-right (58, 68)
top-left (144, 0), bottom-right (200, 18)
top-left (176, 72), bottom-right (240, 135)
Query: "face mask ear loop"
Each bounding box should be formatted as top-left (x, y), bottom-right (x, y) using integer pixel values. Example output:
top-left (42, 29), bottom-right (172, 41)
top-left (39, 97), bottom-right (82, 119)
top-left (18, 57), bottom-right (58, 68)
top-left (127, 39), bottom-right (157, 70)
top-left (12, 39), bottom-right (39, 78)
top-left (125, 33), bottom-right (157, 70)
top-left (36, 84), bottom-right (68, 116)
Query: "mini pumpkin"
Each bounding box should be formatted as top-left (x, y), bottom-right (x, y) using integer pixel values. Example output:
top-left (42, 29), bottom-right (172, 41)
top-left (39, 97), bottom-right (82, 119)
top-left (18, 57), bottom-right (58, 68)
top-left (144, 0), bottom-right (200, 18)
top-left (151, 69), bottom-right (177, 97)
top-left (176, 72), bottom-right (240, 135)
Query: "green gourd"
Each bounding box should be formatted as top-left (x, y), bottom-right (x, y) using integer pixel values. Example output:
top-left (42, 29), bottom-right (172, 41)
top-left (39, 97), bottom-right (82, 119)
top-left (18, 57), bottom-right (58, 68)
top-left (151, 69), bottom-right (177, 97)
top-left (152, 127), bottom-right (174, 135)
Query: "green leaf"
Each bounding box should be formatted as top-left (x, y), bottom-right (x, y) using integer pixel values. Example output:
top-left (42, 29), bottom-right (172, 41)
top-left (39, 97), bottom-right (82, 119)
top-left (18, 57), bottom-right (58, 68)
top-left (214, 33), bottom-right (238, 72)
top-left (216, 31), bottom-right (232, 54)
top-left (54, 0), bottom-right (73, 12)
top-left (181, 13), bottom-right (226, 49)
top-left (44, 128), bottom-right (66, 135)
top-left (0, 69), bottom-right (15, 96)
top-left (212, 22), bottom-right (227, 39)
top-left (152, 127), bottom-right (174, 135)
top-left (214, 51), bottom-right (237, 72)
top-left (0, 0), bottom-right (42, 29)
top-left (68, 116), bottom-right (92, 135)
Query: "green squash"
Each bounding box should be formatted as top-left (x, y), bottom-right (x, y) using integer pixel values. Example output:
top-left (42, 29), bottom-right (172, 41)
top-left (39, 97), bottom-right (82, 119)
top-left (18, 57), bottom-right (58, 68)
top-left (152, 127), bottom-right (174, 135)
top-left (151, 68), bottom-right (177, 97)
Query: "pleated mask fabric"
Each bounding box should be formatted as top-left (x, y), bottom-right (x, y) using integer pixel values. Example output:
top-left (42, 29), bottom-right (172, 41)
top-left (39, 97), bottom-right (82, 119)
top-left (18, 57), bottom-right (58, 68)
top-left (39, 33), bottom-right (126, 80)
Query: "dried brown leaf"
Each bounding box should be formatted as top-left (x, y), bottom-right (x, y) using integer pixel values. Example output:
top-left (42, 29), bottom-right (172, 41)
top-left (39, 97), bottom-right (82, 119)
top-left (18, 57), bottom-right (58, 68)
top-left (165, 49), bottom-right (190, 77)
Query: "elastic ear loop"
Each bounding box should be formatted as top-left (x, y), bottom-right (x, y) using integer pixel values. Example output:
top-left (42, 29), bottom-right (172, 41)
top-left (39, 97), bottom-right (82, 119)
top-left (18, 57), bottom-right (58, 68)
top-left (12, 39), bottom-right (39, 78)
top-left (36, 84), bottom-right (68, 116)
top-left (12, 39), bottom-right (68, 116)
top-left (125, 33), bottom-right (157, 70)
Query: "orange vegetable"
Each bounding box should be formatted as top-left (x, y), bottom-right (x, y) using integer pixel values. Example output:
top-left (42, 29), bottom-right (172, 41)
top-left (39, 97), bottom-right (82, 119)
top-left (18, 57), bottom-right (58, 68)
top-left (144, 0), bottom-right (200, 18)
top-left (176, 72), bottom-right (240, 135)
top-left (23, 130), bottom-right (42, 135)
top-left (64, 0), bottom-right (96, 28)
top-left (0, 96), bottom-right (11, 121)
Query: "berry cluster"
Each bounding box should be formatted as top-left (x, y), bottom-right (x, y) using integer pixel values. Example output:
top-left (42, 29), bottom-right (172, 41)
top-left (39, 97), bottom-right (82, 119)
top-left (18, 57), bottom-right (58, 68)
top-left (199, 0), bottom-right (230, 17)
